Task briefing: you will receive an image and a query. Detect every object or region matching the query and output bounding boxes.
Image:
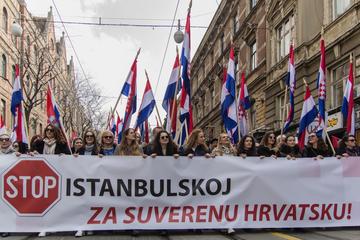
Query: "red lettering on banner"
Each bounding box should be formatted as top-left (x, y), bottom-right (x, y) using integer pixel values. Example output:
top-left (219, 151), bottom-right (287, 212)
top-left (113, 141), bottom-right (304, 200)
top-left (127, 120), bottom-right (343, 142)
top-left (196, 205), bottom-right (207, 222)
top-left (103, 207), bottom-right (117, 224)
top-left (273, 204), bottom-right (287, 221)
top-left (259, 204), bottom-right (271, 221)
top-left (209, 205), bottom-right (223, 222)
top-left (244, 204), bottom-right (258, 221)
top-left (123, 207), bottom-right (136, 224)
top-left (138, 207), bottom-right (152, 223)
top-left (169, 207), bottom-right (181, 223)
top-left (181, 206), bottom-right (194, 222)
top-left (298, 204), bottom-right (310, 220)
top-left (154, 206), bottom-right (168, 223)
top-left (284, 204), bottom-right (297, 221)
top-left (320, 204), bottom-right (332, 220)
top-left (87, 207), bottom-right (102, 224)
top-left (225, 205), bottom-right (238, 222)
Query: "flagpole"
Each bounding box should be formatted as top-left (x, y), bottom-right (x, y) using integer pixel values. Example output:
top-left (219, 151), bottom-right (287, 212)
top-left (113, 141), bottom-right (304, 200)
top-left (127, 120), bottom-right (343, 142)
top-left (234, 71), bottom-right (242, 143)
top-left (145, 70), bottom-right (163, 128)
top-left (108, 48), bottom-right (141, 127)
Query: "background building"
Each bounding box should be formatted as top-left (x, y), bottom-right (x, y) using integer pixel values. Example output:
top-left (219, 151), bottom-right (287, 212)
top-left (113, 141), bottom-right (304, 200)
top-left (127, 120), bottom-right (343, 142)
top-left (191, 0), bottom-right (360, 143)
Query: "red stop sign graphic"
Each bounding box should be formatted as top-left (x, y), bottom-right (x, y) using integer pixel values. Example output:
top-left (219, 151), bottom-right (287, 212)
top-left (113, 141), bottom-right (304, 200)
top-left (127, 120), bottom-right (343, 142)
top-left (1, 159), bottom-right (61, 216)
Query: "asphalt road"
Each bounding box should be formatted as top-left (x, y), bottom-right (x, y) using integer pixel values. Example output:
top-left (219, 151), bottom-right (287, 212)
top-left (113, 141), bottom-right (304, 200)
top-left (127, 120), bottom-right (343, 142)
top-left (3, 228), bottom-right (360, 240)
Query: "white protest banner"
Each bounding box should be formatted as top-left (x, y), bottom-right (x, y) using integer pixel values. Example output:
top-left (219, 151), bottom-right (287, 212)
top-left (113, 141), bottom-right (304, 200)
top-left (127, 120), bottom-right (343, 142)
top-left (0, 155), bottom-right (359, 232)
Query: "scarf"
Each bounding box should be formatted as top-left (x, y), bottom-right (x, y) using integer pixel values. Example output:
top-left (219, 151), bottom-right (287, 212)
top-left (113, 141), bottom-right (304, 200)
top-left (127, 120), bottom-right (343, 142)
top-left (43, 138), bottom-right (57, 155)
top-left (0, 145), bottom-right (15, 154)
top-left (84, 144), bottom-right (94, 155)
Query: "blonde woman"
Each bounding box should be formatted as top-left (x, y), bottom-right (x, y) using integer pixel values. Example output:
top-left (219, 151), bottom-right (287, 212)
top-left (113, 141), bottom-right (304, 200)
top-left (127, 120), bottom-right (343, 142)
top-left (180, 129), bottom-right (211, 158)
top-left (114, 128), bottom-right (143, 156)
top-left (212, 133), bottom-right (237, 156)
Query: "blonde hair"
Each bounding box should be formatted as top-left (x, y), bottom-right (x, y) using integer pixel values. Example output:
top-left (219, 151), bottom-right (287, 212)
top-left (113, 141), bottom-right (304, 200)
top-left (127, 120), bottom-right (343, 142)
top-left (185, 128), bottom-right (208, 151)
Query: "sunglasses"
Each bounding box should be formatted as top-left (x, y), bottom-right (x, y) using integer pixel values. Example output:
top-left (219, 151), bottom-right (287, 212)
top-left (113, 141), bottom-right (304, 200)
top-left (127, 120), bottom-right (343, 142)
top-left (268, 136), bottom-right (275, 139)
top-left (0, 138), bottom-right (10, 142)
top-left (160, 135), bottom-right (169, 140)
top-left (309, 135), bottom-right (317, 138)
top-left (46, 128), bottom-right (54, 132)
top-left (348, 139), bottom-right (356, 142)
top-left (103, 136), bottom-right (113, 139)
top-left (85, 135), bottom-right (94, 138)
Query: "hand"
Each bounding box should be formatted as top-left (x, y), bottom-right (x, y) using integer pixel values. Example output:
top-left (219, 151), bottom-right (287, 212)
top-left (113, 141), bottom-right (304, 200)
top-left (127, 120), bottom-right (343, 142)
top-left (187, 154), bottom-right (194, 159)
top-left (98, 154), bottom-right (104, 158)
top-left (173, 154), bottom-right (179, 159)
top-left (28, 152), bottom-right (35, 156)
top-left (59, 153), bottom-right (64, 156)
top-left (286, 155), bottom-right (292, 160)
top-left (15, 152), bottom-right (21, 157)
top-left (150, 153), bottom-right (157, 158)
top-left (317, 155), bottom-right (324, 160)
top-left (271, 155), bottom-right (277, 159)
top-left (259, 155), bottom-right (265, 159)
top-left (204, 153), bottom-right (211, 158)
top-left (240, 154), bottom-right (247, 159)
top-left (336, 155), bottom-right (342, 159)
top-left (32, 151), bottom-right (39, 155)
top-left (73, 153), bottom-right (79, 158)
top-left (142, 154), bottom-right (148, 159)
top-left (342, 153), bottom-right (350, 158)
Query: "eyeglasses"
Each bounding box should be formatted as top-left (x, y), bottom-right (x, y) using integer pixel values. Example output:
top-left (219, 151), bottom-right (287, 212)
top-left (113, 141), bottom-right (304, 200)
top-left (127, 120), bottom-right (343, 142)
top-left (46, 128), bottom-right (54, 133)
top-left (268, 136), bottom-right (275, 139)
top-left (0, 138), bottom-right (10, 142)
top-left (103, 136), bottom-right (113, 139)
top-left (348, 139), bottom-right (356, 142)
top-left (85, 135), bottom-right (94, 138)
top-left (309, 135), bottom-right (317, 138)
top-left (160, 135), bottom-right (169, 140)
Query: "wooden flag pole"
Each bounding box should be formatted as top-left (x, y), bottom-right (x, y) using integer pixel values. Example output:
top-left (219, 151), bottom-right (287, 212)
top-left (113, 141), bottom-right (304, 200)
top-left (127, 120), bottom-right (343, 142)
top-left (107, 48), bottom-right (141, 128)
top-left (145, 70), bottom-right (163, 128)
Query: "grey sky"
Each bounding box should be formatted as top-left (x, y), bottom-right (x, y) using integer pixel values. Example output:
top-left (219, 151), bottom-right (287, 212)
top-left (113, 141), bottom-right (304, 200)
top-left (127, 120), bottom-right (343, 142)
top-left (27, 0), bottom-right (218, 127)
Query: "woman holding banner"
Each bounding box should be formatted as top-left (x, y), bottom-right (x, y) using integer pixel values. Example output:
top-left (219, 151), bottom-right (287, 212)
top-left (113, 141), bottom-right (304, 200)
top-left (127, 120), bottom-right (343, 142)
top-left (212, 133), bottom-right (237, 156)
top-left (237, 135), bottom-right (257, 157)
top-left (279, 135), bottom-right (301, 159)
top-left (257, 131), bottom-right (279, 158)
top-left (74, 130), bottom-right (99, 156)
top-left (98, 130), bottom-right (117, 156)
top-left (114, 128), bottom-right (143, 156)
top-left (302, 133), bottom-right (330, 159)
top-left (180, 129), bottom-right (211, 158)
top-left (33, 124), bottom-right (71, 155)
top-left (149, 130), bottom-right (179, 158)
top-left (336, 135), bottom-right (360, 157)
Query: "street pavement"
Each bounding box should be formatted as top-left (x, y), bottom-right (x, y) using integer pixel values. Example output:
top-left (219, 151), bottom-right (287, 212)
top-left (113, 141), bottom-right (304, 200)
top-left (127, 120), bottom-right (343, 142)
top-left (3, 228), bottom-right (360, 240)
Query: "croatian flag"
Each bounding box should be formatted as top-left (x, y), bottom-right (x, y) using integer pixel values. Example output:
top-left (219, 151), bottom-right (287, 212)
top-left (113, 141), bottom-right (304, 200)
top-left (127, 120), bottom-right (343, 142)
top-left (162, 52), bottom-right (180, 136)
top-left (297, 85), bottom-right (319, 149)
top-left (135, 78), bottom-right (156, 129)
top-left (238, 72), bottom-right (251, 137)
top-left (121, 54), bottom-right (138, 131)
top-left (139, 120), bottom-right (149, 144)
top-left (108, 114), bottom-right (116, 135)
top-left (179, 6), bottom-right (193, 137)
top-left (341, 58), bottom-right (355, 135)
top-left (10, 65), bottom-right (28, 144)
top-left (317, 38), bottom-right (326, 137)
top-left (283, 43), bottom-right (295, 133)
top-left (116, 115), bottom-right (123, 144)
top-left (0, 115), bottom-right (5, 135)
top-left (221, 46), bottom-right (239, 143)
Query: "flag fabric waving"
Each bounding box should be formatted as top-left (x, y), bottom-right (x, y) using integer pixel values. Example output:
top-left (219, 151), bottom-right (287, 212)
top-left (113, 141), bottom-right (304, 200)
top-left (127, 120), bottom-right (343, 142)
top-left (297, 85), bottom-right (319, 149)
top-left (120, 55), bottom-right (138, 131)
top-left (116, 114), bottom-right (123, 144)
top-left (10, 65), bottom-right (28, 144)
top-left (317, 38), bottom-right (326, 138)
top-left (108, 114), bottom-right (116, 135)
top-left (179, 5), bottom-right (193, 138)
top-left (139, 120), bottom-right (149, 144)
top-left (283, 43), bottom-right (296, 133)
top-left (135, 78), bottom-right (156, 129)
top-left (221, 46), bottom-right (239, 143)
top-left (0, 114), bottom-right (5, 135)
top-left (163, 52), bottom-right (180, 136)
top-left (238, 72), bottom-right (251, 137)
top-left (341, 57), bottom-right (355, 135)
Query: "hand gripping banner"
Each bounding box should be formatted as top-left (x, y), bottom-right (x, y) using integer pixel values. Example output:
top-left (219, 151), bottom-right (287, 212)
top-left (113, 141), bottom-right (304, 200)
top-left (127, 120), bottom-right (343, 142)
top-left (0, 155), bottom-right (359, 232)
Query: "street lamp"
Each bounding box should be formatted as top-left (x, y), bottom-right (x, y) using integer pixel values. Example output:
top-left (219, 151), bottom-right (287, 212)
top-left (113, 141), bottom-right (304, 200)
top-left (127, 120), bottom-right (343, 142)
top-left (11, 21), bottom-right (23, 37)
top-left (174, 19), bottom-right (184, 44)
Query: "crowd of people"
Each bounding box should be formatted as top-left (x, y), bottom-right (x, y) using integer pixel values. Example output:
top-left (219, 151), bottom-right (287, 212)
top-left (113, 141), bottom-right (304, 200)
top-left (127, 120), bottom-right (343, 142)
top-left (0, 123), bottom-right (359, 237)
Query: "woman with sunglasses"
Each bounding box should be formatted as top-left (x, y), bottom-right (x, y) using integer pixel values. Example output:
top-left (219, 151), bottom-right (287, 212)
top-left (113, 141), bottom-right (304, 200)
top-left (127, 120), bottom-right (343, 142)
top-left (279, 135), bottom-right (301, 159)
top-left (212, 133), bottom-right (237, 156)
top-left (237, 135), bottom-right (257, 157)
top-left (149, 130), bottom-right (179, 158)
top-left (180, 129), bottom-right (211, 158)
top-left (302, 133), bottom-right (330, 159)
top-left (98, 130), bottom-right (117, 156)
top-left (257, 131), bottom-right (279, 158)
top-left (115, 128), bottom-right (143, 156)
top-left (336, 135), bottom-right (360, 157)
top-left (74, 130), bottom-right (99, 155)
top-left (71, 137), bottom-right (83, 154)
top-left (33, 124), bottom-right (71, 155)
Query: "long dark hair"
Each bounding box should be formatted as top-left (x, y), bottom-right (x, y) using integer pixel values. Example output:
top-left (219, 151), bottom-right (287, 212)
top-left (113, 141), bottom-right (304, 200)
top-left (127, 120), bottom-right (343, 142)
top-left (238, 135), bottom-right (257, 155)
top-left (117, 128), bottom-right (141, 155)
top-left (308, 135), bottom-right (328, 151)
top-left (43, 124), bottom-right (65, 143)
top-left (260, 131), bottom-right (276, 148)
top-left (152, 130), bottom-right (178, 155)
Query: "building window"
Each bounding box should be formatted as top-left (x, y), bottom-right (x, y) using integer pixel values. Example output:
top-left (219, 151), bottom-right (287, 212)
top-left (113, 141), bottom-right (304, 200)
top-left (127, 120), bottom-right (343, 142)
top-left (330, 62), bottom-right (349, 109)
top-left (1, 99), bottom-right (6, 125)
top-left (220, 33), bottom-right (225, 53)
top-left (11, 65), bottom-right (15, 85)
top-left (250, 41), bottom-right (257, 71)
top-left (250, 0), bottom-right (257, 9)
top-left (276, 14), bottom-right (295, 61)
top-left (332, 0), bottom-right (351, 20)
top-left (2, 8), bottom-right (8, 33)
top-left (2, 54), bottom-right (7, 79)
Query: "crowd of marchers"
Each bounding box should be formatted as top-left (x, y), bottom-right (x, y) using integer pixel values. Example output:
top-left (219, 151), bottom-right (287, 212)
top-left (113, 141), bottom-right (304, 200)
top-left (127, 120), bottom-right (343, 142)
top-left (0, 123), bottom-right (359, 237)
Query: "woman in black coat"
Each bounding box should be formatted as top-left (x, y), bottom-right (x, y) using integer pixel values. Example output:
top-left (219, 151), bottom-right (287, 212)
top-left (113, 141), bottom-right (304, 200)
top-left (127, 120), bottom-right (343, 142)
top-left (180, 129), bottom-right (211, 158)
top-left (237, 135), bottom-right (257, 157)
top-left (33, 124), bottom-right (70, 155)
top-left (302, 133), bottom-right (330, 159)
top-left (257, 131), bottom-right (279, 157)
top-left (336, 135), bottom-right (360, 157)
top-left (149, 130), bottom-right (179, 157)
top-left (279, 135), bottom-right (301, 159)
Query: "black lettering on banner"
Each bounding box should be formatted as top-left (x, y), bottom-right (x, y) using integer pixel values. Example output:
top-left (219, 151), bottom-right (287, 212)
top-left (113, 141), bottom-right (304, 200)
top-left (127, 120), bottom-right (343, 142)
top-left (100, 179), bottom-right (115, 196)
top-left (222, 178), bottom-right (231, 195)
top-left (135, 179), bottom-right (147, 197)
top-left (86, 178), bottom-right (100, 196)
top-left (73, 178), bottom-right (85, 196)
top-left (206, 178), bottom-right (221, 195)
top-left (179, 179), bottom-right (190, 196)
top-left (167, 179), bottom-right (177, 196)
top-left (192, 179), bottom-right (205, 196)
top-left (150, 179), bottom-right (164, 197)
top-left (117, 179), bottom-right (132, 196)
top-left (66, 178), bottom-right (71, 196)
